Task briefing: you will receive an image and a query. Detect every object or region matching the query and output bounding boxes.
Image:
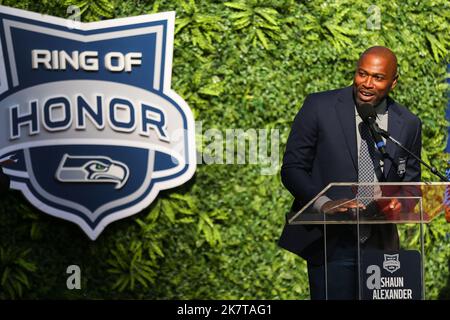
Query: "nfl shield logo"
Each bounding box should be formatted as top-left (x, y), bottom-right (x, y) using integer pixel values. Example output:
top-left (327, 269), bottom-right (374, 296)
top-left (0, 6), bottom-right (196, 239)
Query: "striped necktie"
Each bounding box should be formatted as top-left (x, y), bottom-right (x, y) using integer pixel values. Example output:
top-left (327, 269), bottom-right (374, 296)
top-left (357, 122), bottom-right (375, 243)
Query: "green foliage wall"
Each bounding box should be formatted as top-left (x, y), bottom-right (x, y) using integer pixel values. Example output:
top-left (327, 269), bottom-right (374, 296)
top-left (0, 0), bottom-right (449, 299)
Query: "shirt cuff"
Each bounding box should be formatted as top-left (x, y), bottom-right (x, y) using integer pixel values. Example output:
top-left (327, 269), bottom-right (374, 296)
top-left (313, 196), bottom-right (332, 213)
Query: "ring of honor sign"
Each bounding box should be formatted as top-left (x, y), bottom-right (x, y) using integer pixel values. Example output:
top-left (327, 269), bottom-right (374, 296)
top-left (0, 6), bottom-right (196, 239)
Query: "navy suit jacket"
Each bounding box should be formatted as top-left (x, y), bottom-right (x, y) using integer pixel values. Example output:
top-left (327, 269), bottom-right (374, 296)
top-left (278, 86), bottom-right (422, 265)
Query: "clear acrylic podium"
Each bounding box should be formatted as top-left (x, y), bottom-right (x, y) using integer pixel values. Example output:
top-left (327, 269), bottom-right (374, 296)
top-left (288, 182), bottom-right (450, 300)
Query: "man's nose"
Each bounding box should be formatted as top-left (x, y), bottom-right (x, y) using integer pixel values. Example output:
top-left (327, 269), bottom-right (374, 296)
top-left (363, 76), bottom-right (374, 88)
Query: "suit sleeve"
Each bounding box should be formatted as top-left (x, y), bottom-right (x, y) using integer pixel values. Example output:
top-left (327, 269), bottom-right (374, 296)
top-left (400, 117), bottom-right (422, 211)
top-left (382, 117), bottom-right (422, 213)
top-left (281, 95), bottom-right (321, 203)
top-left (404, 117), bottom-right (422, 182)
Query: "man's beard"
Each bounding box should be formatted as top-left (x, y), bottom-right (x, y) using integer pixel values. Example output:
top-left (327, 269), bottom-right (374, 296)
top-left (353, 85), bottom-right (386, 108)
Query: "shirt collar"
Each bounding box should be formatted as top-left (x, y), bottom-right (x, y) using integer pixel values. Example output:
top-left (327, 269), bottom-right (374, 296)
top-left (374, 99), bottom-right (388, 115)
top-left (355, 99), bottom-right (388, 118)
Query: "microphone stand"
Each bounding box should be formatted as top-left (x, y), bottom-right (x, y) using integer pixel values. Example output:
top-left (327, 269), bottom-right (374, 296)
top-left (376, 127), bottom-right (449, 182)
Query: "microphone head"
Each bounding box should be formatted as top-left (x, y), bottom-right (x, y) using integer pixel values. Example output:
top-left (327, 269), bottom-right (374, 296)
top-left (356, 103), bottom-right (376, 124)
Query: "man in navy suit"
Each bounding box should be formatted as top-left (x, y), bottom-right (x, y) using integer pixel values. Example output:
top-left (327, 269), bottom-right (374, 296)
top-left (279, 46), bottom-right (421, 299)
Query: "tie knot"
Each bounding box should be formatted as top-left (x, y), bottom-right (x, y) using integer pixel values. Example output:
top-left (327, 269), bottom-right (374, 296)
top-left (359, 122), bottom-right (372, 141)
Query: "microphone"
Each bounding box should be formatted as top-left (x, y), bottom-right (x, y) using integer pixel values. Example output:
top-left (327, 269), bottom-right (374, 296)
top-left (376, 126), bottom-right (449, 182)
top-left (357, 104), bottom-right (449, 182)
top-left (356, 103), bottom-right (388, 158)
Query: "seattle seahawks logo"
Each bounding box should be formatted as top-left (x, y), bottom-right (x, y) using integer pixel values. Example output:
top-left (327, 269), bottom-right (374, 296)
top-left (56, 154), bottom-right (129, 189)
top-left (0, 6), bottom-right (196, 239)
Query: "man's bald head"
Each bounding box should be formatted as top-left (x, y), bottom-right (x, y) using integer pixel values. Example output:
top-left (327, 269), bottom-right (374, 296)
top-left (353, 46), bottom-right (399, 107)
top-left (358, 46), bottom-right (398, 78)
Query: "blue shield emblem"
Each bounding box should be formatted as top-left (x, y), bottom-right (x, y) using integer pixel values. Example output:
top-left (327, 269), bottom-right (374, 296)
top-left (0, 6), bottom-right (196, 239)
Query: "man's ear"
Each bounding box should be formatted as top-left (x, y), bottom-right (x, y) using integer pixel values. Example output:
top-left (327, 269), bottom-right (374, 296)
top-left (390, 74), bottom-right (398, 90)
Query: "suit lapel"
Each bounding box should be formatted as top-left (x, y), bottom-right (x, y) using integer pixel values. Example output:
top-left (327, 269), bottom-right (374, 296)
top-left (384, 100), bottom-right (404, 178)
top-left (335, 87), bottom-right (357, 172)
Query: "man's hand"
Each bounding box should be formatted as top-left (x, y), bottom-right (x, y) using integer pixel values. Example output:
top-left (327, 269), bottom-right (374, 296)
top-left (321, 199), bottom-right (366, 214)
top-left (376, 198), bottom-right (402, 219)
